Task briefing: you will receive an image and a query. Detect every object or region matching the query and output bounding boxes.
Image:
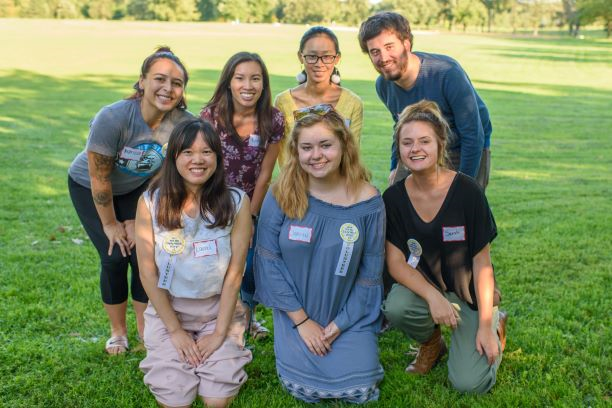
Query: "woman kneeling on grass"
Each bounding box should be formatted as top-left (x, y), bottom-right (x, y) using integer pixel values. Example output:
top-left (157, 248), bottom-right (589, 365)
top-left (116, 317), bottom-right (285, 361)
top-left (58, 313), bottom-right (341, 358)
top-left (135, 119), bottom-right (252, 408)
top-left (254, 107), bottom-right (384, 403)
top-left (382, 100), bottom-right (507, 394)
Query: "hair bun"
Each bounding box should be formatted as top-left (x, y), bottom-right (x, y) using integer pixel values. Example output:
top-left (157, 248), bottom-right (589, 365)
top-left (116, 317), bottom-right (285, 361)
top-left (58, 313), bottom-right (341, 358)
top-left (155, 45), bottom-right (173, 54)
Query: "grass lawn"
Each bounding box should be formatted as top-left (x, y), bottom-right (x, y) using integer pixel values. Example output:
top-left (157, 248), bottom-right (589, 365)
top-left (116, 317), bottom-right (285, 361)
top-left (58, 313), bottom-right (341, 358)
top-left (0, 19), bottom-right (611, 407)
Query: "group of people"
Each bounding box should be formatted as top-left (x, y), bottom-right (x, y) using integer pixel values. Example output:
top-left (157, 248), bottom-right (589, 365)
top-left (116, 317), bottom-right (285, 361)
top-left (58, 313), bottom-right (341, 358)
top-left (68, 11), bottom-right (505, 407)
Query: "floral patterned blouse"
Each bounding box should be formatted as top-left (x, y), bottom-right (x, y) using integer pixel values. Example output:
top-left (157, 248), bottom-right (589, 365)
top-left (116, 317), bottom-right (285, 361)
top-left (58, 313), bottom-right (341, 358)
top-left (200, 106), bottom-right (284, 199)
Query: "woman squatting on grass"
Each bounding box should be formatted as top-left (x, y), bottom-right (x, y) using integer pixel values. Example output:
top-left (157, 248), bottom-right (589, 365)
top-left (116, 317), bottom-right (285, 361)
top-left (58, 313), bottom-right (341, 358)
top-left (382, 100), bottom-right (507, 393)
top-left (201, 52), bottom-right (285, 340)
top-left (254, 106), bottom-right (384, 403)
top-left (68, 47), bottom-right (192, 355)
top-left (135, 118), bottom-right (252, 408)
top-left (275, 26), bottom-right (363, 166)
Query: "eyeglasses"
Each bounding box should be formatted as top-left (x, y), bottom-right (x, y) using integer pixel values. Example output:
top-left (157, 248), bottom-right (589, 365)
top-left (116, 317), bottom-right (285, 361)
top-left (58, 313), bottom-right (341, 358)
top-left (293, 104), bottom-right (335, 121)
top-left (301, 54), bottom-right (337, 64)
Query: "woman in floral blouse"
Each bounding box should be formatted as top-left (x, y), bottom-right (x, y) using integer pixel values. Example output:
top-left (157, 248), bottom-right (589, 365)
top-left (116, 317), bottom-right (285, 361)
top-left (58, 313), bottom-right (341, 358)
top-left (201, 52), bottom-right (284, 339)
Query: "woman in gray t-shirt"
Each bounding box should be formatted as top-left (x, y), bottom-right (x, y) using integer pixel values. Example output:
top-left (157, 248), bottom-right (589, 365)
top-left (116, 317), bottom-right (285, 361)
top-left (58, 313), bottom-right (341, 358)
top-left (68, 46), bottom-right (193, 355)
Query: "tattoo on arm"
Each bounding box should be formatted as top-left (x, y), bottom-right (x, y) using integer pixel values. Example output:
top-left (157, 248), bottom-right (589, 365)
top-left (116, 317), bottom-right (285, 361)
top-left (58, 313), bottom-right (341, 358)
top-left (92, 153), bottom-right (114, 182)
top-left (93, 191), bottom-right (112, 207)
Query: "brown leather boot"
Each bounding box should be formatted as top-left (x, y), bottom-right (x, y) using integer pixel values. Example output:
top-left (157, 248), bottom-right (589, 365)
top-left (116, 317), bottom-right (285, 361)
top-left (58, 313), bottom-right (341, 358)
top-left (497, 311), bottom-right (508, 352)
top-left (406, 327), bottom-right (447, 375)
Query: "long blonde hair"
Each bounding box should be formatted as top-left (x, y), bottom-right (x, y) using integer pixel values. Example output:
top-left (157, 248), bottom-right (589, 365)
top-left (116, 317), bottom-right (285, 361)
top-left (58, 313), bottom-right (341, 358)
top-left (273, 110), bottom-right (370, 219)
top-left (394, 100), bottom-right (451, 167)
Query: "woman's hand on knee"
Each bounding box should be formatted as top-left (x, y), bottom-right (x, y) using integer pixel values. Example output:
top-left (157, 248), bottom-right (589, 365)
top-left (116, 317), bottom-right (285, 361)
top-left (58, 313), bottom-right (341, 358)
top-left (196, 332), bottom-right (225, 362)
top-left (476, 326), bottom-right (499, 365)
top-left (103, 221), bottom-right (129, 257)
top-left (169, 328), bottom-right (202, 367)
top-left (427, 292), bottom-right (459, 329)
top-left (297, 320), bottom-right (330, 357)
top-left (123, 219), bottom-right (136, 250)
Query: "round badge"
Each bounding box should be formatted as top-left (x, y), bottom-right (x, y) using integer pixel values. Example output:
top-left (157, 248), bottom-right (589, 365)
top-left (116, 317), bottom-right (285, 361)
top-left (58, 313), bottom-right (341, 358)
top-left (163, 234), bottom-right (185, 255)
top-left (407, 239), bottom-right (422, 256)
top-left (339, 223), bottom-right (359, 243)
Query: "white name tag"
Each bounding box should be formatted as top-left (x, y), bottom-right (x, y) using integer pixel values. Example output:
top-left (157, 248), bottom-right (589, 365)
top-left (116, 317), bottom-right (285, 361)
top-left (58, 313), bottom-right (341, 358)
top-left (193, 239), bottom-right (217, 257)
top-left (407, 253), bottom-right (420, 268)
top-left (248, 134), bottom-right (260, 147)
top-left (442, 226), bottom-right (466, 242)
top-left (119, 146), bottom-right (144, 161)
top-left (344, 118), bottom-right (351, 128)
top-left (288, 225), bottom-right (312, 243)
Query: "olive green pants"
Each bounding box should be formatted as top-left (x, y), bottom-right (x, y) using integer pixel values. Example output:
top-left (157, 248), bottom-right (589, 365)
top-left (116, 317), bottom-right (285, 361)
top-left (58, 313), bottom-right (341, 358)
top-left (382, 284), bottom-right (502, 394)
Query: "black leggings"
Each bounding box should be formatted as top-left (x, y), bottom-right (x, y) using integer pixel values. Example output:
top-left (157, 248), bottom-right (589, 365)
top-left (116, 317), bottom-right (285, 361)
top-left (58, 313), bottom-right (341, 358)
top-left (68, 176), bottom-right (148, 304)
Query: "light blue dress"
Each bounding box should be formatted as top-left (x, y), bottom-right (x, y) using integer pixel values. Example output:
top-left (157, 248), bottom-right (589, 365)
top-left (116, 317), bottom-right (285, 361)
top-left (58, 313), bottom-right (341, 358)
top-left (254, 191), bottom-right (385, 403)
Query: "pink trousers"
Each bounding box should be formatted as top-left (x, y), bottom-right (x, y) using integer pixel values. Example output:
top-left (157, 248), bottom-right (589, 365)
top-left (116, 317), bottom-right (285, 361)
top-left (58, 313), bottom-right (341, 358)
top-left (140, 296), bottom-right (252, 406)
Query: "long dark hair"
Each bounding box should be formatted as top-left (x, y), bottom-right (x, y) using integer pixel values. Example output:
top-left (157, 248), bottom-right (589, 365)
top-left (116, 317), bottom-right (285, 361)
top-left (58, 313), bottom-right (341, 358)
top-left (127, 45), bottom-right (189, 110)
top-left (149, 118), bottom-right (236, 230)
top-left (204, 52), bottom-right (274, 147)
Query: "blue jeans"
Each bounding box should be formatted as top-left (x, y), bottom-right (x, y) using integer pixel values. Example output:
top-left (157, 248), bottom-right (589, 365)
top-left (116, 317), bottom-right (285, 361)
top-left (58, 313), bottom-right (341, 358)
top-left (241, 220), bottom-right (257, 314)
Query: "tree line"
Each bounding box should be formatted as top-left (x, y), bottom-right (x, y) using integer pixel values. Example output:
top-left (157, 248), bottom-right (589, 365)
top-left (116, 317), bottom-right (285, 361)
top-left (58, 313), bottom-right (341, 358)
top-left (1, 0), bottom-right (610, 37)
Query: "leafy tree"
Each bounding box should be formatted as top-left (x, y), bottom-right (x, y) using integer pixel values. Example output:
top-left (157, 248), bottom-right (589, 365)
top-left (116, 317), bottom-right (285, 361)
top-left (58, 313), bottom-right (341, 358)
top-left (248, 0), bottom-right (276, 22)
top-left (0, 0), bottom-right (19, 17)
top-left (376, 0), bottom-right (441, 27)
top-left (339, 0), bottom-right (371, 26)
top-left (86, 0), bottom-right (115, 18)
top-left (455, 0), bottom-right (487, 30)
top-left (438, 0), bottom-right (458, 30)
top-left (17, 0), bottom-right (52, 17)
top-left (562, 0), bottom-right (580, 36)
top-left (279, 0), bottom-right (340, 24)
top-left (579, 0), bottom-right (612, 37)
top-left (197, 0), bottom-right (219, 20)
top-left (479, 0), bottom-right (510, 32)
top-left (127, 0), bottom-right (197, 20)
top-left (217, 0), bottom-right (248, 21)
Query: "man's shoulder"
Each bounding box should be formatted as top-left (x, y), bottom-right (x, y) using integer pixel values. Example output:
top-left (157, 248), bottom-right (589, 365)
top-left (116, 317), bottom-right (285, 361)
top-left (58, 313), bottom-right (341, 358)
top-left (416, 51), bottom-right (463, 74)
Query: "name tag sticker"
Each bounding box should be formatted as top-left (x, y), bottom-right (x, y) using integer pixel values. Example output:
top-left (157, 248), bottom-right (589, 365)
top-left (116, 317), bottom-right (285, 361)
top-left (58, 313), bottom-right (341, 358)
top-left (119, 146), bottom-right (144, 161)
top-left (193, 239), bottom-right (217, 257)
top-left (442, 226), bottom-right (466, 242)
top-left (288, 225), bottom-right (313, 243)
top-left (248, 134), bottom-right (261, 147)
top-left (407, 253), bottom-right (420, 268)
top-left (344, 118), bottom-right (351, 128)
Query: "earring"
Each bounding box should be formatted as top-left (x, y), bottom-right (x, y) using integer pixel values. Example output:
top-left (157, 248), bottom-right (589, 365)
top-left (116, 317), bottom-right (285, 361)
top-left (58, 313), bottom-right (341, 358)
top-left (296, 68), bottom-right (306, 84)
top-left (331, 68), bottom-right (341, 85)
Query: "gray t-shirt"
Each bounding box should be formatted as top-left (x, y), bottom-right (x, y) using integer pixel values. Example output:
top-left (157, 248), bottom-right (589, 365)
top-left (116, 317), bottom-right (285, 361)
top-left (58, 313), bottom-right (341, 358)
top-left (69, 99), bottom-right (193, 195)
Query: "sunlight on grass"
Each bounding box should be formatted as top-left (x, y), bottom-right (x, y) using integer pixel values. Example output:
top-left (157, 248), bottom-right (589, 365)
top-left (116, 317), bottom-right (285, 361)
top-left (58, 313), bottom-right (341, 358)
top-left (496, 170), bottom-right (553, 181)
top-left (475, 82), bottom-right (566, 96)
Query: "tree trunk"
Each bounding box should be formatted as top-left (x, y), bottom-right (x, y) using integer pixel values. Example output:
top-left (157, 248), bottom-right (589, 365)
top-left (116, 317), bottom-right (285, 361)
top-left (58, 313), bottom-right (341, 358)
top-left (487, 8), bottom-right (493, 32)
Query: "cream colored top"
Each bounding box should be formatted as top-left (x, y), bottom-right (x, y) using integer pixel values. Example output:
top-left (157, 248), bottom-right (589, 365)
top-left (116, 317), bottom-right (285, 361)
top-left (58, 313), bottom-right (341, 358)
top-left (274, 87), bottom-right (363, 166)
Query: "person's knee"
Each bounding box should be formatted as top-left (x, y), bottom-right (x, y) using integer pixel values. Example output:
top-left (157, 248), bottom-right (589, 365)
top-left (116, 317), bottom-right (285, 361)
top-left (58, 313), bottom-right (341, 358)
top-left (448, 371), bottom-right (495, 394)
top-left (202, 396), bottom-right (233, 408)
top-left (382, 285), bottom-right (422, 327)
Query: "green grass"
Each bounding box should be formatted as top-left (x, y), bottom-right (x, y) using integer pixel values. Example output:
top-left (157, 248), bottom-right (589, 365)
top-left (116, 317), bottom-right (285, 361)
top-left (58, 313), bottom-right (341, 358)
top-left (1, 19), bottom-right (611, 407)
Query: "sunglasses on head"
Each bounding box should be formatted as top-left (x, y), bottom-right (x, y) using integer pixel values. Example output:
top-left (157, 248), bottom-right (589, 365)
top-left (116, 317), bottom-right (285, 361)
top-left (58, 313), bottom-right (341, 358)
top-left (293, 103), bottom-right (335, 121)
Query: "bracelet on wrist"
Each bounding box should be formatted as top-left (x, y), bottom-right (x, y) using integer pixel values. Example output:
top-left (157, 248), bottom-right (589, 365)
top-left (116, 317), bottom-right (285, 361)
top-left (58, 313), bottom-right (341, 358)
top-left (292, 316), bottom-right (309, 329)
